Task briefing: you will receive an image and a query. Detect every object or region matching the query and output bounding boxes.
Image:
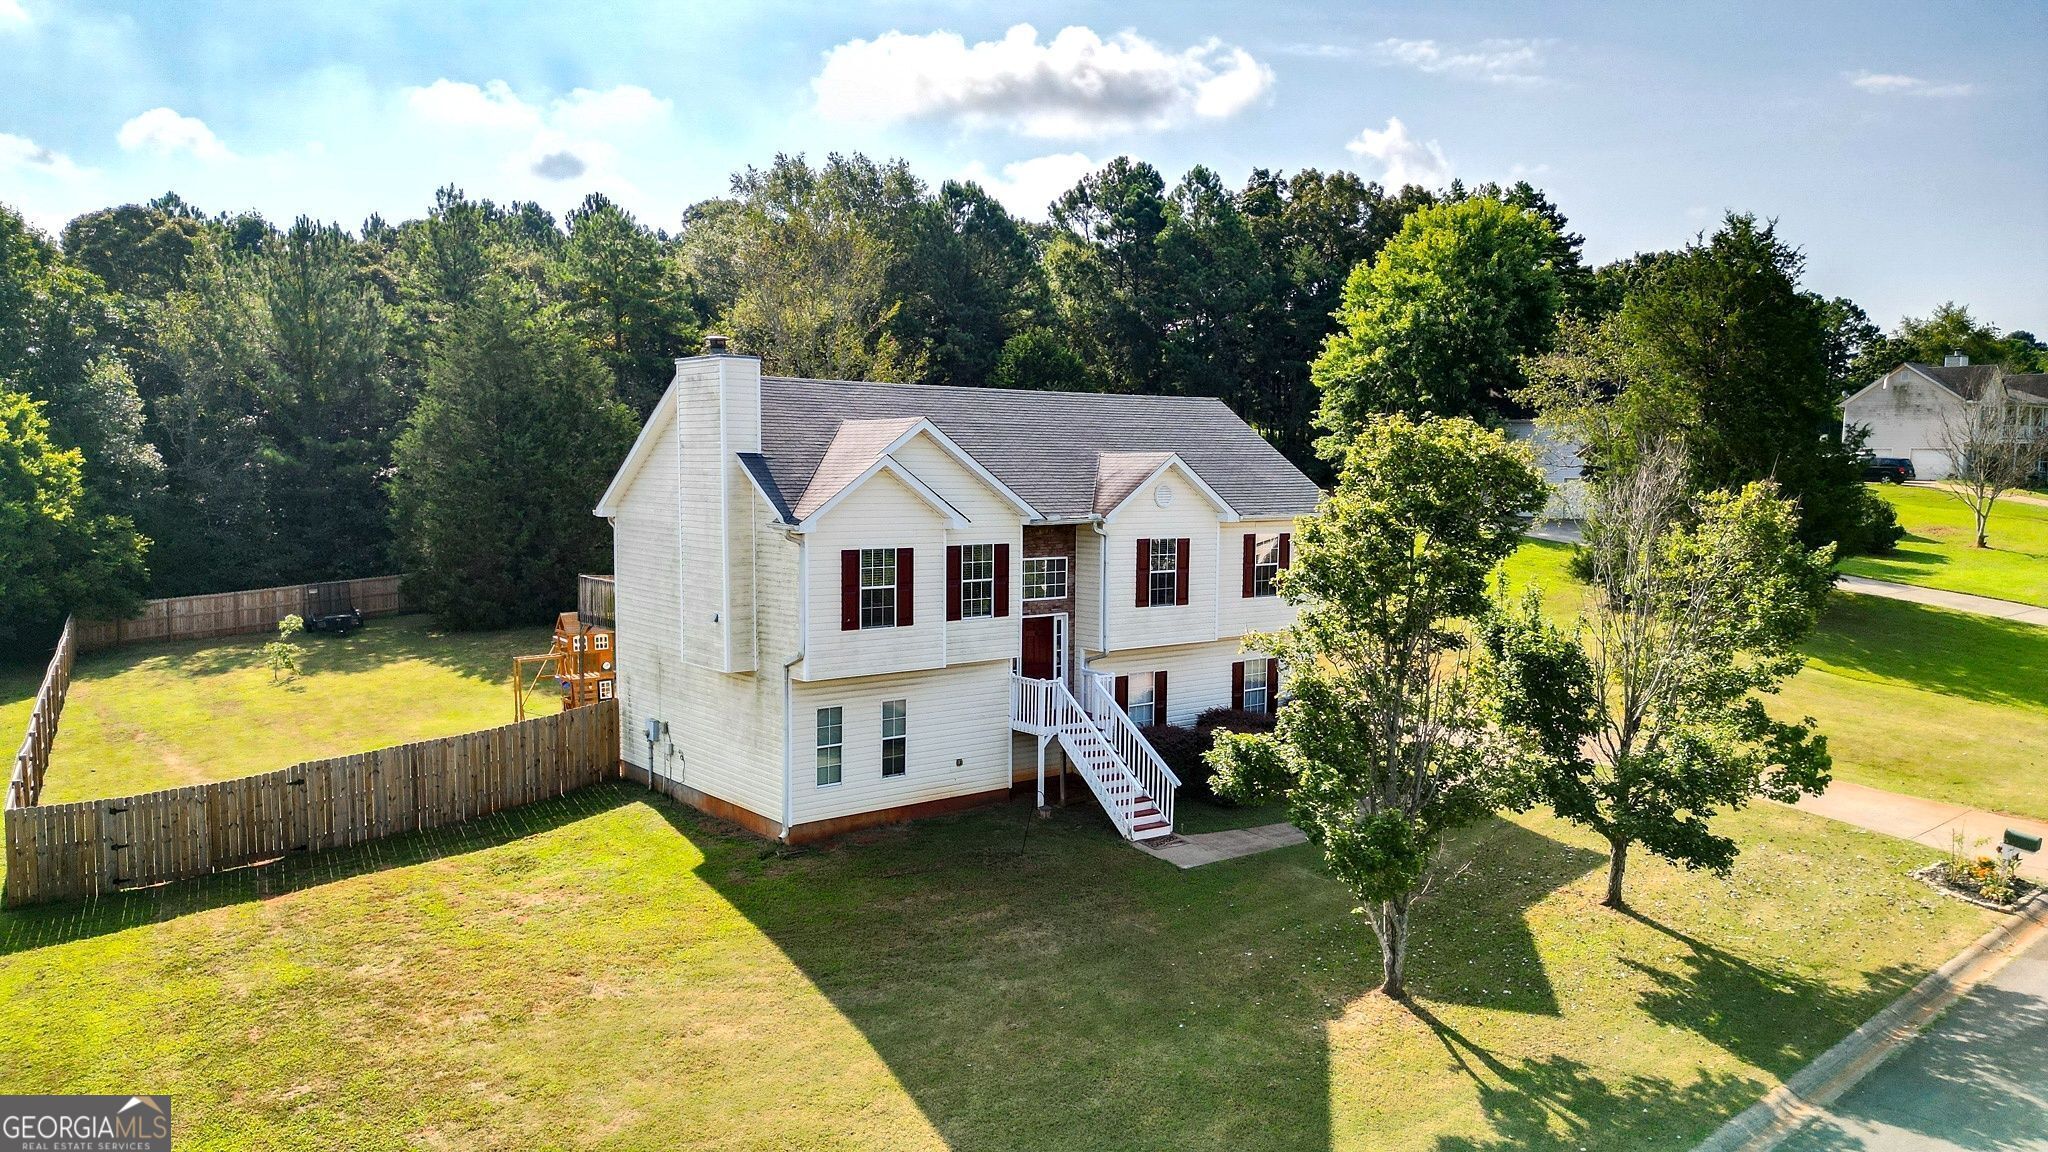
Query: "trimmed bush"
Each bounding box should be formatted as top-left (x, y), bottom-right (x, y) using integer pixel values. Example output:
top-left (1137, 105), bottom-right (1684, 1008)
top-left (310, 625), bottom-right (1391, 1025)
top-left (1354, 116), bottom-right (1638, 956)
top-left (1147, 708), bottom-right (1280, 803)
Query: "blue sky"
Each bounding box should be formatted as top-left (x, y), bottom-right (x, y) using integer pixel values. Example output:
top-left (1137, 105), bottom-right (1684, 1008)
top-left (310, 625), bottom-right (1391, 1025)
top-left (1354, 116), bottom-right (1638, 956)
top-left (2, 0), bottom-right (2043, 331)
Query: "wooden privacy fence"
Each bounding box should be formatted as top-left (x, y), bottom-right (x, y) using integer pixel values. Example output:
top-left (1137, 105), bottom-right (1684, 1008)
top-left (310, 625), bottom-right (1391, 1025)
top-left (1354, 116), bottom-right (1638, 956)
top-left (74, 575), bottom-right (407, 651)
top-left (3, 698), bottom-right (619, 907)
top-left (8, 617), bottom-right (77, 811)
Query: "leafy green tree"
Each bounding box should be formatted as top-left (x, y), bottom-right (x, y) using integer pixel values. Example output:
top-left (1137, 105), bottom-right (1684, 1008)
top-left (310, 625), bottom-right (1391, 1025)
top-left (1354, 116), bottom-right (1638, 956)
top-left (881, 180), bottom-right (1043, 388)
top-left (1482, 447), bottom-right (1836, 909)
top-left (59, 197), bottom-right (204, 302)
top-left (388, 278), bottom-right (635, 629)
top-left (1851, 301), bottom-right (2048, 380)
top-left (0, 385), bottom-right (148, 637)
top-left (1207, 415), bottom-right (1545, 998)
top-left (1311, 197), bottom-right (1564, 446)
top-left (556, 193), bottom-right (697, 415)
top-left (1605, 213), bottom-right (1896, 553)
top-left (991, 327), bottom-right (1091, 391)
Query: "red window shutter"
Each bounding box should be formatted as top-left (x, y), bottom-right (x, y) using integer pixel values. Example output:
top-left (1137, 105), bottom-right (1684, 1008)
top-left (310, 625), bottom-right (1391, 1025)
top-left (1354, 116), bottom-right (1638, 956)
top-left (946, 545), bottom-right (963, 622)
top-left (1231, 660), bottom-right (1245, 711)
top-left (1114, 675), bottom-right (1129, 712)
top-left (897, 548), bottom-right (914, 626)
top-left (1155, 670), bottom-right (1168, 726)
top-left (1242, 533), bottom-right (1256, 597)
top-left (1278, 532), bottom-right (1292, 570)
top-left (1135, 539), bottom-right (1149, 607)
top-left (1174, 538), bottom-right (1191, 605)
top-left (994, 543), bottom-right (1011, 618)
top-left (1265, 658), bottom-right (1280, 715)
top-left (840, 550), bottom-right (860, 631)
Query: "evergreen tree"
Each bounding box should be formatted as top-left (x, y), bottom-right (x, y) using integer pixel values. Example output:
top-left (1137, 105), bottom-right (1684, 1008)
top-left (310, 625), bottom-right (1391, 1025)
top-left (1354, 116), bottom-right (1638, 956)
top-left (556, 193), bottom-right (696, 415)
top-left (388, 278), bottom-right (635, 629)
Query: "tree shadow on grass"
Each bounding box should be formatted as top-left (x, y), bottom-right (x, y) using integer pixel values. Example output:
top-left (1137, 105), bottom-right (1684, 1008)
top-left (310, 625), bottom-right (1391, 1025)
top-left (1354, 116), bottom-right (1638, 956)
top-left (1404, 819), bottom-right (1606, 1015)
top-left (679, 802), bottom-right (1616, 1151)
top-left (1619, 910), bottom-right (1930, 1080)
top-left (0, 783), bottom-right (642, 956)
top-left (1802, 594), bottom-right (2048, 711)
top-left (1411, 1002), bottom-right (1770, 1151)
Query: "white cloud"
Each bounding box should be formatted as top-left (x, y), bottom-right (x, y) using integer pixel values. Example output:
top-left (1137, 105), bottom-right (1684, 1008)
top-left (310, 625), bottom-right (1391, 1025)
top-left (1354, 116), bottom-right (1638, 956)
top-left (1344, 117), bottom-right (1453, 188)
top-left (0, 132), bottom-right (84, 179)
top-left (116, 108), bottom-right (229, 160)
top-left (0, 0), bottom-right (28, 28)
top-left (552, 85), bottom-right (671, 132)
top-left (1847, 71), bottom-right (1973, 98)
top-left (1373, 38), bottom-right (1548, 85)
top-left (812, 23), bottom-right (1274, 138)
top-left (959, 152), bottom-right (1098, 220)
top-left (405, 79), bottom-right (543, 130)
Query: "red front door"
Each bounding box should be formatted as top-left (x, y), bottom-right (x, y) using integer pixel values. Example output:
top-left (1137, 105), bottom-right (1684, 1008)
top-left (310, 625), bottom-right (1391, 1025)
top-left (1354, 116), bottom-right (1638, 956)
top-left (1021, 617), bottom-right (1056, 680)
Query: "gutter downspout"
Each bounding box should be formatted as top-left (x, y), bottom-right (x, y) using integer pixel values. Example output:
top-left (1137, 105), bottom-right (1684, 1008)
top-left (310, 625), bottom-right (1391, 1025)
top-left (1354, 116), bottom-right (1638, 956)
top-left (780, 529), bottom-right (807, 841)
top-left (1090, 519), bottom-right (1110, 654)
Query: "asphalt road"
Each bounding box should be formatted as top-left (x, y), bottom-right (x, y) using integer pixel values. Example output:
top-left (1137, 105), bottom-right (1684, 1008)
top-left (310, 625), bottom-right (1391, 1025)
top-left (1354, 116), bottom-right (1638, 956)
top-left (1773, 923), bottom-right (2048, 1151)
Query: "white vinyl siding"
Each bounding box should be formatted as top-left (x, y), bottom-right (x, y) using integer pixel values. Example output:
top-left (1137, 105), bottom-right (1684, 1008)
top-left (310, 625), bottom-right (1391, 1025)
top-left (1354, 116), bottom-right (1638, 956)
top-left (1100, 469), bottom-right (1222, 653)
top-left (790, 663), bottom-right (1013, 825)
top-left (1218, 518), bottom-right (1300, 642)
top-left (1087, 638), bottom-right (1271, 729)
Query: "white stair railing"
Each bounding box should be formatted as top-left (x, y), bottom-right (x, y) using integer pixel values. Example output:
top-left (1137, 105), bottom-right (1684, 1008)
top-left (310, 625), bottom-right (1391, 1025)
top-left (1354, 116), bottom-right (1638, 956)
top-left (1079, 672), bottom-right (1180, 835)
top-left (1011, 674), bottom-right (1175, 839)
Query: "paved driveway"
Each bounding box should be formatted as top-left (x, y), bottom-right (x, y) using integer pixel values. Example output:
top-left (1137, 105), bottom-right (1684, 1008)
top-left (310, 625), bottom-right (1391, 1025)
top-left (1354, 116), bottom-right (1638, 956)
top-left (1773, 923), bottom-right (2048, 1151)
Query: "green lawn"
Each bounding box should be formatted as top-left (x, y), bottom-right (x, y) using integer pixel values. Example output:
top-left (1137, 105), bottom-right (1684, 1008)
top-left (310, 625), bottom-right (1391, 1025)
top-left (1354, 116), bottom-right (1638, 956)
top-left (1500, 540), bottom-right (2048, 820)
top-left (0, 782), bottom-right (1988, 1151)
top-left (2, 615), bottom-right (554, 803)
top-left (1839, 483), bottom-right (2048, 606)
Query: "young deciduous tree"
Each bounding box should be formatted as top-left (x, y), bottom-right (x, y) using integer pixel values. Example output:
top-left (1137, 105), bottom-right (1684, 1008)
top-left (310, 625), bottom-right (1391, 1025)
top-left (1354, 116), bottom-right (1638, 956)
top-left (1938, 371), bottom-right (2048, 549)
top-left (1482, 446), bottom-right (1836, 909)
top-left (0, 385), bottom-right (148, 637)
top-left (1207, 415), bottom-right (1546, 998)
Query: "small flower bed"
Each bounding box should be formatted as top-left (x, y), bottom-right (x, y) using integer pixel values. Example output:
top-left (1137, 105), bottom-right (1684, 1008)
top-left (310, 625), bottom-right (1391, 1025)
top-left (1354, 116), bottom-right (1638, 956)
top-left (1915, 835), bottom-right (2039, 910)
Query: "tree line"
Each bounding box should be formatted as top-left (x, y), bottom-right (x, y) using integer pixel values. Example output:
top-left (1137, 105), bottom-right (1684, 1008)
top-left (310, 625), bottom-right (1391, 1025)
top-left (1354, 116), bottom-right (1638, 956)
top-left (3, 153), bottom-right (2041, 640)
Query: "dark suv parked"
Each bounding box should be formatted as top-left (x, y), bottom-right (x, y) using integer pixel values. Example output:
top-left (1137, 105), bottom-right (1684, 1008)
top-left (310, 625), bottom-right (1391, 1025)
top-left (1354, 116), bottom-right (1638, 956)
top-left (1861, 456), bottom-right (1916, 483)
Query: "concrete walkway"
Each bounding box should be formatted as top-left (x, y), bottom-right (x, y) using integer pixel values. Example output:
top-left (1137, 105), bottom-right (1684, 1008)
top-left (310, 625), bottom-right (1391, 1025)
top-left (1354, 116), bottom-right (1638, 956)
top-left (1136, 822), bottom-right (1306, 868)
top-left (1793, 779), bottom-right (2048, 881)
top-left (1834, 573), bottom-right (2048, 627)
top-left (1771, 913), bottom-right (2048, 1151)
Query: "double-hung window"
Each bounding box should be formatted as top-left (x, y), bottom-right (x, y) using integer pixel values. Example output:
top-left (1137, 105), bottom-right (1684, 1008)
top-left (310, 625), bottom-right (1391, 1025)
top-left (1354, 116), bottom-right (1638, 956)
top-left (859, 548), bottom-right (898, 629)
top-left (1127, 673), bottom-right (1157, 727)
top-left (1241, 660), bottom-right (1270, 714)
top-left (880, 699), bottom-right (908, 777)
top-left (815, 707), bottom-right (843, 786)
top-left (1251, 535), bottom-right (1283, 597)
top-left (958, 544), bottom-right (995, 619)
top-left (1023, 556), bottom-right (1068, 602)
top-left (1148, 539), bottom-right (1179, 607)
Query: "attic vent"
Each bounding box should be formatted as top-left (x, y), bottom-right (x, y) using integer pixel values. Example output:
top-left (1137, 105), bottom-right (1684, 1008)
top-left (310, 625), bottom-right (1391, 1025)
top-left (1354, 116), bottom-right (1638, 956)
top-left (1945, 352), bottom-right (1969, 367)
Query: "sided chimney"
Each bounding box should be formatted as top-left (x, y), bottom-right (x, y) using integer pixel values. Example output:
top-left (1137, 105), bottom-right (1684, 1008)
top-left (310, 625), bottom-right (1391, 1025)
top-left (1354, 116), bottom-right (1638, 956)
top-left (1944, 352), bottom-right (1970, 367)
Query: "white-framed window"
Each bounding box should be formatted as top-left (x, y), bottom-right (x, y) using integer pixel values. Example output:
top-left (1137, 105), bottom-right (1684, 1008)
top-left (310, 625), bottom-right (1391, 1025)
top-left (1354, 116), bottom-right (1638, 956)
top-left (1241, 660), bottom-right (1270, 713)
top-left (1127, 673), bottom-right (1157, 727)
top-left (1252, 535), bottom-right (1283, 598)
top-left (1148, 539), bottom-right (1178, 607)
top-left (1023, 555), bottom-right (1068, 602)
top-left (960, 544), bottom-right (996, 619)
top-left (816, 706), bottom-right (843, 786)
top-left (859, 548), bottom-right (898, 629)
top-left (881, 699), bottom-right (908, 777)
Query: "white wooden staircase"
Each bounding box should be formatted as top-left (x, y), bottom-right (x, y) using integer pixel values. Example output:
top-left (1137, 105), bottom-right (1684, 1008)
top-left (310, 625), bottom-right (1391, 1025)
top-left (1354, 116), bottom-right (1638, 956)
top-left (1012, 673), bottom-right (1179, 841)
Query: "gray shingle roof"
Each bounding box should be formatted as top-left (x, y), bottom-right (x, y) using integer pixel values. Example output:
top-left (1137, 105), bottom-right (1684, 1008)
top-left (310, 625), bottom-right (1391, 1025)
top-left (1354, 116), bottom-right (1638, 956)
top-left (756, 377), bottom-right (1323, 524)
top-left (1909, 363), bottom-right (2048, 403)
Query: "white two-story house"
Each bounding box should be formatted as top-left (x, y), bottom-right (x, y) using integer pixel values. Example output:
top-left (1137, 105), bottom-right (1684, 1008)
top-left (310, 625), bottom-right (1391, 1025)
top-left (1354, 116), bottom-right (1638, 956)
top-left (593, 341), bottom-right (1322, 845)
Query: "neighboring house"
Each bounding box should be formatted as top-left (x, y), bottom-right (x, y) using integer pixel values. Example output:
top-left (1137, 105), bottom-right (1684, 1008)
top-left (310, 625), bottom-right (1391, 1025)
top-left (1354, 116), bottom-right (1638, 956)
top-left (1505, 418), bottom-right (1589, 520)
top-left (1843, 356), bottom-right (2048, 480)
top-left (594, 341), bottom-right (1322, 846)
